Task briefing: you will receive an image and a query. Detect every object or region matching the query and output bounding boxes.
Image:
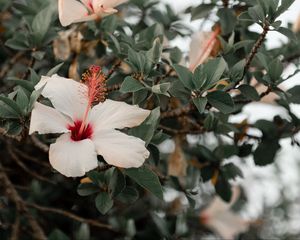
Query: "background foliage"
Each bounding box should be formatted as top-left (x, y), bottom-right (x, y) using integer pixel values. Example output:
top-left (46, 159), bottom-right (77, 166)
top-left (1, 0), bottom-right (300, 239)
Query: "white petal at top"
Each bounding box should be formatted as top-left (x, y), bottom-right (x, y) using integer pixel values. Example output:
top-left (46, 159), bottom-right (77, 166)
top-left (49, 133), bottom-right (98, 177)
top-left (58, 0), bottom-right (89, 27)
top-left (29, 102), bottom-right (71, 135)
top-left (35, 75), bottom-right (88, 120)
top-left (89, 99), bottom-right (150, 132)
top-left (92, 129), bottom-right (149, 168)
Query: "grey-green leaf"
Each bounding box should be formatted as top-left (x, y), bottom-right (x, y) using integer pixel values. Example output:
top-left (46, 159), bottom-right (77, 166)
top-left (124, 166), bottom-right (163, 200)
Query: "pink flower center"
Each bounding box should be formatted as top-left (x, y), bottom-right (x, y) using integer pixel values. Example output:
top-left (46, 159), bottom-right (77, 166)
top-left (68, 120), bottom-right (93, 141)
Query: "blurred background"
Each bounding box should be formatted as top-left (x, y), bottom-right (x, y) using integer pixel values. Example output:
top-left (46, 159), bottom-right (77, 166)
top-left (160, 0), bottom-right (300, 239)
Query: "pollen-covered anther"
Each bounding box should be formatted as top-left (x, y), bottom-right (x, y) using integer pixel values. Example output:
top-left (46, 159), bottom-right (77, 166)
top-left (81, 65), bottom-right (107, 105)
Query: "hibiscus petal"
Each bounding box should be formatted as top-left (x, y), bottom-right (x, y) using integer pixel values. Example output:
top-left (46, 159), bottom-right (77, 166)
top-left (35, 74), bottom-right (88, 120)
top-left (49, 133), bottom-right (98, 177)
top-left (93, 130), bottom-right (149, 168)
top-left (89, 99), bottom-right (150, 132)
top-left (58, 0), bottom-right (89, 27)
top-left (29, 102), bottom-right (71, 135)
top-left (189, 32), bottom-right (214, 71)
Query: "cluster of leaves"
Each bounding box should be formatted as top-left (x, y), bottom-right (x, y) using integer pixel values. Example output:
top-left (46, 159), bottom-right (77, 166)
top-left (1, 0), bottom-right (300, 239)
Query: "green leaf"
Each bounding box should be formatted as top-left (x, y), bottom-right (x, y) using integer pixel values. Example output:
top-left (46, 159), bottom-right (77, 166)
top-left (95, 192), bottom-right (114, 214)
top-left (277, 27), bottom-right (297, 41)
top-left (151, 83), bottom-right (171, 96)
top-left (120, 76), bottom-right (144, 93)
top-left (7, 78), bottom-right (35, 92)
top-left (77, 183), bottom-right (100, 196)
top-left (215, 174), bottom-right (232, 202)
top-left (238, 85), bottom-right (260, 101)
top-left (146, 38), bottom-right (163, 65)
top-left (230, 59), bottom-right (245, 81)
top-left (221, 163), bottom-right (243, 180)
top-left (207, 91), bottom-right (235, 114)
top-left (115, 186), bottom-right (139, 204)
top-left (48, 229), bottom-right (70, 240)
top-left (0, 96), bottom-right (23, 117)
top-left (268, 58), bottom-right (283, 81)
top-left (202, 58), bottom-right (227, 90)
top-left (217, 8), bottom-right (237, 35)
top-left (248, 5), bottom-right (265, 23)
top-left (173, 64), bottom-right (194, 90)
top-left (75, 224), bottom-right (90, 240)
top-left (191, 4), bottom-right (215, 20)
top-left (0, 101), bottom-right (20, 119)
top-left (287, 86), bottom-right (300, 104)
top-left (192, 65), bottom-right (207, 89)
top-left (16, 88), bottom-right (29, 112)
top-left (130, 107), bottom-right (160, 145)
top-left (254, 140), bottom-right (280, 166)
top-left (87, 171), bottom-right (106, 186)
top-left (47, 63), bottom-right (64, 76)
top-left (27, 86), bottom-right (45, 113)
top-left (124, 166), bottom-right (163, 200)
top-left (192, 97), bottom-right (207, 113)
top-left (275, 0), bottom-right (294, 19)
top-left (31, 4), bottom-right (54, 44)
top-left (109, 169), bottom-right (126, 197)
top-left (5, 34), bottom-right (29, 50)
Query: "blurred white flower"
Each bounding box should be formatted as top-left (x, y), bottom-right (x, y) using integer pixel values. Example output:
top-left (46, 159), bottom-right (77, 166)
top-left (58, 0), bottom-right (128, 27)
top-left (200, 187), bottom-right (249, 239)
top-left (29, 70), bottom-right (150, 177)
top-left (189, 28), bottom-right (220, 72)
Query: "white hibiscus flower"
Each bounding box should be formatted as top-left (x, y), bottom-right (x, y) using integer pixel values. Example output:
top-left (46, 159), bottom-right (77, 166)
top-left (199, 187), bottom-right (250, 239)
top-left (58, 0), bottom-right (128, 27)
top-left (29, 68), bottom-right (150, 177)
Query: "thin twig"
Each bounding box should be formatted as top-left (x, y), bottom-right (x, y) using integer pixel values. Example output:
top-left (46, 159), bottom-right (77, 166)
top-left (97, 164), bottom-right (113, 172)
top-left (106, 59), bottom-right (122, 79)
top-left (8, 146), bottom-right (55, 185)
top-left (107, 83), bottom-right (121, 93)
top-left (10, 214), bottom-right (20, 240)
top-left (31, 135), bottom-right (49, 152)
top-left (14, 148), bottom-right (50, 168)
top-left (26, 202), bottom-right (115, 231)
top-left (0, 164), bottom-right (47, 240)
top-left (0, 52), bottom-right (24, 80)
top-left (161, 103), bottom-right (195, 119)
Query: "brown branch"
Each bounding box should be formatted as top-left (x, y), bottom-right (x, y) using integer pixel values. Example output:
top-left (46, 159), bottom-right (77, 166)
top-left (227, 23), bottom-right (270, 91)
top-left (107, 83), bottom-right (121, 93)
top-left (222, 0), bottom-right (229, 8)
top-left (244, 24), bottom-right (269, 72)
top-left (161, 103), bottom-right (195, 119)
top-left (159, 125), bottom-right (204, 135)
top-left (8, 146), bottom-right (55, 185)
top-left (0, 52), bottom-right (24, 80)
top-left (10, 214), bottom-right (20, 240)
top-left (0, 164), bottom-right (47, 240)
top-left (234, 87), bottom-right (272, 104)
top-left (31, 135), bottom-right (49, 153)
top-left (106, 59), bottom-right (122, 79)
top-left (25, 202), bottom-right (115, 231)
top-left (0, 128), bottom-right (22, 141)
top-left (97, 164), bottom-right (113, 172)
top-left (14, 148), bottom-right (50, 168)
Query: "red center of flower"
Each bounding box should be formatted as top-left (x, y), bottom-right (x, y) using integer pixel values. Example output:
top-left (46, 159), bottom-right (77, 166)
top-left (68, 121), bottom-right (93, 141)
